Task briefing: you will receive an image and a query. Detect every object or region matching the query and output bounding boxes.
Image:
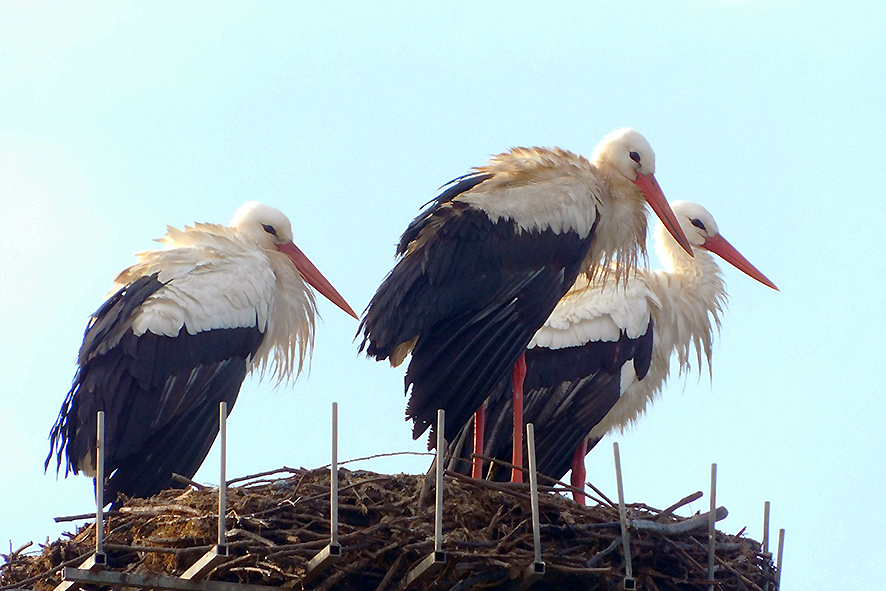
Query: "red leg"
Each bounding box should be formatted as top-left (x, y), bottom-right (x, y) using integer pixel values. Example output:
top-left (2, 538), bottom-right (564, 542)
top-left (570, 438), bottom-right (588, 505)
top-left (511, 352), bottom-right (527, 483)
top-left (472, 403), bottom-right (486, 479)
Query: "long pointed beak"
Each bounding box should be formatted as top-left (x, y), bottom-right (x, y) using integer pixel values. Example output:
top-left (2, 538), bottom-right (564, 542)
top-left (277, 242), bottom-right (359, 318)
top-left (634, 172), bottom-right (694, 257)
top-left (702, 234), bottom-right (779, 291)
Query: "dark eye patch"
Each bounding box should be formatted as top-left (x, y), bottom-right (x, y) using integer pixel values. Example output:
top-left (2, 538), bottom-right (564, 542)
top-left (629, 151), bottom-right (641, 164)
top-left (691, 218), bottom-right (706, 231)
top-left (262, 224), bottom-right (278, 236)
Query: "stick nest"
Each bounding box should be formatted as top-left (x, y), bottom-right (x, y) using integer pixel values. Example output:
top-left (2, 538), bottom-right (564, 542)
top-left (1, 467), bottom-right (777, 591)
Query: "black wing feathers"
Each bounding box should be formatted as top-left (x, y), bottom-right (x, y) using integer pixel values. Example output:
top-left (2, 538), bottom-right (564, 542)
top-left (360, 192), bottom-right (597, 444)
top-left (48, 272), bottom-right (265, 503)
top-left (47, 274), bottom-right (165, 475)
top-left (103, 359), bottom-right (248, 503)
top-left (396, 172), bottom-right (493, 255)
top-left (451, 319), bottom-right (655, 481)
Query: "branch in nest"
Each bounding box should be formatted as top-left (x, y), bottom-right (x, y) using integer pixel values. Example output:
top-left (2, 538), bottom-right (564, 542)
top-left (171, 473), bottom-right (207, 490)
top-left (632, 506), bottom-right (728, 534)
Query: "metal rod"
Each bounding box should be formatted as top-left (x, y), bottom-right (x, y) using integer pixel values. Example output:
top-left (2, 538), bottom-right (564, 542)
top-left (762, 500), bottom-right (771, 591)
top-left (526, 423), bottom-right (541, 564)
top-left (403, 409), bottom-right (449, 587)
top-left (708, 463), bottom-right (717, 591)
top-left (64, 567), bottom-right (278, 591)
top-left (95, 411), bottom-right (104, 556)
top-left (763, 501), bottom-right (770, 554)
top-left (303, 402), bottom-right (343, 583)
top-left (331, 401), bottom-right (339, 545)
top-left (776, 528), bottom-right (785, 588)
top-left (612, 442), bottom-right (632, 580)
top-left (181, 405), bottom-right (232, 584)
top-left (218, 401), bottom-right (227, 547)
top-left (435, 409), bottom-right (444, 553)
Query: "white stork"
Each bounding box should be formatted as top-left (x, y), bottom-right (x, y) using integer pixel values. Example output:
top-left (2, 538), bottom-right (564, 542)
top-left (358, 129), bottom-right (693, 482)
top-left (47, 202), bottom-right (357, 503)
top-left (450, 201), bottom-right (777, 500)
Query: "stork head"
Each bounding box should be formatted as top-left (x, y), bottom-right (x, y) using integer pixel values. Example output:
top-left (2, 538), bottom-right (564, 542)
top-left (592, 128), bottom-right (693, 257)
top-left (231, 202), bottom-right (358, 317)
top-left (663, 201), bottom-right (779, 290)
top-left (592, 127), bottom-right (656, 181)
top-left (231, 201), bottom-right (296, 249)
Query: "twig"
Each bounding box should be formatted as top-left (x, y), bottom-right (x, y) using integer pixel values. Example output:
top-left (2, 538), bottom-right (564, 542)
top-left (334, 450), bottom-right (434, 468)
top-left (103, 543), bottom-right (211, 554)
top-left (632, 507), bottom-right (728, 534)
top-left (657, 491), bottom-right (703, 522)
top-left (54, 510), bottom-right (123, 523)
top-left (689, 536), bottom-right (765, 591)
top-left (0, 551), bottom-right (90, 591)
top-left (445, 470), bottom-right (532, 501)
top-left (471, 452), bottom-right (614, 506)
top-left (586, 537), bottom-right (622, 567)
top-left (226, 528), bottom-right (278, 547)
top-left (225, 466), bottom-right (301, 486)
top-left (2, 541), bottom-right (33, 561)
top-left (120, 503), bottom-right (203, 517)
top-left (373, 552), bottom-right (406, 591)
top-left (171, 473), bottom-right (207, 490)
top-left (543, 563), bottom-right (613, 574)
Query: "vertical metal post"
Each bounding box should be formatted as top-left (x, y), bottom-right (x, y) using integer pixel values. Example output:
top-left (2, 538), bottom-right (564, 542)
top-left (762, 501), bottom-right (770, 554)
top-left (776, 528), bottom-right (785, 589)
top-left (435, 409), bottom-right (444, 553)
top-left (303, 402), bottom-right (342, 582)
top-left (51, 412), bottom-right (108, 591)
top-left (179, 402), bottom-right (231, 581)
top-left (95, 411), bottom-right (105, 557)
top-left (708, 463), bottom-right (717, 591)
top-left (218, 401), bottom-right (227, 547)
top-left (527, 423), bottom-right (541, 564)
top-left (510, 422), bottom-right (545, 589)
top-left (404, 410), bottom-right (448, 587)
top-left (763, 500), bottom-right (771, 591)
top-left (331, 401), bottom-right (339, 546)
top-left (613, 442), bottom-right (634, 589)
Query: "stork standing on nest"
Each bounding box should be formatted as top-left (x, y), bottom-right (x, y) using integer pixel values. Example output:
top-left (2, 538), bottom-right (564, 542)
top-left (47, 201), bottom-right (357, 503)
top-left (451, 201), bottom-right (777, 500)
top-left (358, 129), bottom-right (693, 482)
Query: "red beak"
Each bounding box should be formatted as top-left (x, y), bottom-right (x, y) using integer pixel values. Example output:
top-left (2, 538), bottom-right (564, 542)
top-left (276, 242), bottom-right (359, 318)
top-left (702, 234), bottom-right (779, 291)
top-left (634, 172), bottom-right (694, 257)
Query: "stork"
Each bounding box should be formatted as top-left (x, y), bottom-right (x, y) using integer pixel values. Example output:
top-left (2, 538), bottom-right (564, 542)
top-left (450, 200), bottom-right (777, 500)
top-left (358, 129), bottom-right (693, 482)
top-left (47, 202), bottom-right (357, 503)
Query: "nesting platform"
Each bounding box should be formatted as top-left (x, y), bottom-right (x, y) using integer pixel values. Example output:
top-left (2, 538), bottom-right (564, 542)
top-left (1, 467), bottom-right (777, 591)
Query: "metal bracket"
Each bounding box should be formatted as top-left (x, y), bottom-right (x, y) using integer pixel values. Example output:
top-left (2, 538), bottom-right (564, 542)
top-left (181, 545), bottom-right (230, 581)
top-left (511, 560), bottom-right (545, 591)
top-left (302, 542), bottom-right (342, 584)
top-left (52, 552), bottom-right (107, 591)
top-left (404, 551), bottom-right (447, 588)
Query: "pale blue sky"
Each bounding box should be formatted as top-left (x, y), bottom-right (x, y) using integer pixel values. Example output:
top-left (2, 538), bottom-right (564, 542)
top-left (1, 3), bottom-right (883, 589)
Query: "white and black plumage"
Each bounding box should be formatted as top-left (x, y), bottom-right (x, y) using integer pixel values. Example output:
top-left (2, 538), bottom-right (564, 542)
top-left (47, 202), bottom-right (357, 503)
top-left (450, 201), bottom-right (777, 497)
top-left (358, 129), bottom-right (693, 473)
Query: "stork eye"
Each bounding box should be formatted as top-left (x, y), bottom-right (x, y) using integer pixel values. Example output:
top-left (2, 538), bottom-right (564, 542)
top-left (629, 151), bottom-right (641, 164)
top-left (262, 224), bottom-right (278, 236)
top-left (691, 218), bottom-right (706, 231)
